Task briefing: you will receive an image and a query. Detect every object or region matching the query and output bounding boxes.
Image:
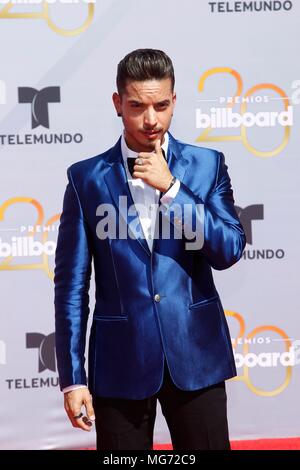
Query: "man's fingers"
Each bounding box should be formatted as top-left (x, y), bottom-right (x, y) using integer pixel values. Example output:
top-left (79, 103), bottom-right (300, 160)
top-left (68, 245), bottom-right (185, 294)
top-left (69, 410), bottom-right (94, 431)
top-left (64, 388), bottom-right (94, 432)
top-left (155, 139), bottom-right (162, 154)
top-left (74, 415), bottom-right (93, 431)
top-left (85, 397), bottom-right (96, 422)
top-left (133, 170), bottom-right (149, 181)
top-left (133, 164), bottom-right (147, 174)
top-left (137, 152), bottom-right (152, 159)
top-left (69, 408), bottom-right (83, 429)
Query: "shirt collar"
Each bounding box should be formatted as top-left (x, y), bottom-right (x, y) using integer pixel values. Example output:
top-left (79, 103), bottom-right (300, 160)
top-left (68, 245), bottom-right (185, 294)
top-left (121, 131), bottom-right (169, 161)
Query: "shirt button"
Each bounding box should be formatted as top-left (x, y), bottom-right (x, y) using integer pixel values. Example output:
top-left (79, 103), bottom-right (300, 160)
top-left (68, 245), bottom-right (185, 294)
top-left (154, 294), bottom-right (161, 302)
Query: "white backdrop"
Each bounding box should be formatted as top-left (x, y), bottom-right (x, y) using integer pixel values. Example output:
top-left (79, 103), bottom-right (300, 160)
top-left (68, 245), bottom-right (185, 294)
top-left (0, 0), bottom-right (299, 449)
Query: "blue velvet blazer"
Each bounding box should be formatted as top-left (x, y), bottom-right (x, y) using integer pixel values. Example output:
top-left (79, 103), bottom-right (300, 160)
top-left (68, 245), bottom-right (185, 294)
top-left (54, 133), bottom-right (246, 399)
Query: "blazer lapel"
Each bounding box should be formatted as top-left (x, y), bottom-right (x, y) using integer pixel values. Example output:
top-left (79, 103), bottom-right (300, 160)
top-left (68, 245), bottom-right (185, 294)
top-left (104, 139), bottom-right (151, 256)
top-left (165, 133), bottom-right (188, 192)
top-left (104, 134), bottom-right (189, 256)
top-left (154, 133), bottom-right (189, 252)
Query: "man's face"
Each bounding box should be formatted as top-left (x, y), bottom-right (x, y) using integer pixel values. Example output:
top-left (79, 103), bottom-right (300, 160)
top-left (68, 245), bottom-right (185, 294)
top-left (113, 78), bottom-right (176, 152)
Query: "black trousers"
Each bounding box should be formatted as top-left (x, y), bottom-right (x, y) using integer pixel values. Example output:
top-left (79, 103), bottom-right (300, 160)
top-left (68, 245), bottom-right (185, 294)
top-left (93, 362), bottom-right (230, 451)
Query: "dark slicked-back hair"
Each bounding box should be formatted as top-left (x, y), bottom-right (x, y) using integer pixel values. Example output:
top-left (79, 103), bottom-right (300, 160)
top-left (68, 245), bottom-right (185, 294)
top-left (116, 48), bottom-right (175, 95)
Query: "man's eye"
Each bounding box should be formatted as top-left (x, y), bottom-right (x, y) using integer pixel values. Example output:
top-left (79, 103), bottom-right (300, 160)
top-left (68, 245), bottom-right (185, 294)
top-left (131, 103), bottom-right (141, 108)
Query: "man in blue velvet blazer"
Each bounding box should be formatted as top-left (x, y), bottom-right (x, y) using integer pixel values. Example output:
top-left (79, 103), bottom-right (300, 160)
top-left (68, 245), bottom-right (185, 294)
top-left (54, 49), bottom-right (245, 450)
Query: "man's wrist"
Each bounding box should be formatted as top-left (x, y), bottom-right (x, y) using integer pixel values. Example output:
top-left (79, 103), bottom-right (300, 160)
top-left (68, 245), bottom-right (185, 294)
top-left (162, 175), bottom-right (176, 194)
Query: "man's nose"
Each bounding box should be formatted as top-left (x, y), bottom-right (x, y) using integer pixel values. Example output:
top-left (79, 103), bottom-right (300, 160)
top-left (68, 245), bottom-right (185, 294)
top-left (144, 108), bottom-right (157, 127)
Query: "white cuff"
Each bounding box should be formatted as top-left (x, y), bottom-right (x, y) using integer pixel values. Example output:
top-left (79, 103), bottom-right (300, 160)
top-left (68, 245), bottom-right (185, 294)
top-left (63, 384), bottom-right (88, 393)
top-left (160, 179), bottom-right (180, 205)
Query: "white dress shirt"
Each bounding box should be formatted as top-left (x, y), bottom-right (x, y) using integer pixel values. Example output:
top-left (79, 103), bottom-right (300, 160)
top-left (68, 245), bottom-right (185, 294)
top-left (121, 131), bottom-right (180, 251)
top-left (63, 132), bottom-right (180, 393)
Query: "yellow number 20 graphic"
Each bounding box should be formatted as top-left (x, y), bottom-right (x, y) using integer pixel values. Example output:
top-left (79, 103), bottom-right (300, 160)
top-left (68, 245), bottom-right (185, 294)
top-left (197, 67), bottom-right (291, 158)
top-left (226, 310), bottom-right (293, 396)
top-left (0, 2), bottom-right (95, 36)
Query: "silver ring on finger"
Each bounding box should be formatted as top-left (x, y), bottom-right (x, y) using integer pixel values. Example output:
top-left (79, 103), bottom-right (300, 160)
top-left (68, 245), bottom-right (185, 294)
top-left (136, 157), bottom-right (143, 166)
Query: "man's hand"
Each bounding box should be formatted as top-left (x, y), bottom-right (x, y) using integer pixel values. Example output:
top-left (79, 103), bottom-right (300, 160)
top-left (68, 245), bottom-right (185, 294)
top-left (64, 387), bottom-right (95, 432)
top-left (133, 139), bottom-right (173, 192)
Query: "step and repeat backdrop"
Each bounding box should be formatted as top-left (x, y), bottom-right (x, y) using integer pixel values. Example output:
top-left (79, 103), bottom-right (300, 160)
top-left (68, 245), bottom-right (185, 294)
top-left (0, 0), bottom-right (299, 449)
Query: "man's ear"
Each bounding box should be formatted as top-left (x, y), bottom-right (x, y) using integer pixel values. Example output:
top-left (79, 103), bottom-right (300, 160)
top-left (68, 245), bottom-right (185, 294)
top-left (112, 92), bottom-right (122, 117)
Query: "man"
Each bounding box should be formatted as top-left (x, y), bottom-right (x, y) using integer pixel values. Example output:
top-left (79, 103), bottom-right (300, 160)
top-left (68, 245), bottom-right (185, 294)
top-left (54, 49), bottom-right (245, 450)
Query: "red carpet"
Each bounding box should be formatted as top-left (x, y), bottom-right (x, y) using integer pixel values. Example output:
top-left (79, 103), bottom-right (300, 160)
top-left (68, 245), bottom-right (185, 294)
top-left (153, 438), bottom-right (300, 450)
top-left (82, 437), bottom-right (300, 451)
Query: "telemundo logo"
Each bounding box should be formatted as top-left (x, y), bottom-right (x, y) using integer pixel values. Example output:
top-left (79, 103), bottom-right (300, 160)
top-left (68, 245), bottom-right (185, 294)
top-left (0, 85), bottom-right (84, 146)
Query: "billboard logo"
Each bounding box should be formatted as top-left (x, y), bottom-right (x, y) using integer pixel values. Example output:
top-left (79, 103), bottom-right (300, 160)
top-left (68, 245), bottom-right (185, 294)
top-left (26, 332), bottom-right (56, 372)
top-left (0, 236), bottom-right (56, 257)
top-left (196, 106), bottom-right (293, 129)
top-left (227, 310), bottom-right (297, 396)
top-left (18, 86), bottom-right (60, 129)
top-left (234, 345), bottom-right (300, 368)
top-left (196, 68), bottom-right (300, 158)
top-left (0, 199), bottom-right (60, 280)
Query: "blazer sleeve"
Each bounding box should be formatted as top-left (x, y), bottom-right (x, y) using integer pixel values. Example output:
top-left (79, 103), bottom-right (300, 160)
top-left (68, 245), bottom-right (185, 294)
top-left (161, 152), bottom-right (246, 270)
top-left (54, 167), bottom-right (92, 390)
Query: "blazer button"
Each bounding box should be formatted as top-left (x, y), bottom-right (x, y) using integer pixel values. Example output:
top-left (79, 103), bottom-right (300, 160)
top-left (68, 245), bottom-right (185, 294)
top-left (154, 294), bottom-right (161, 302)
